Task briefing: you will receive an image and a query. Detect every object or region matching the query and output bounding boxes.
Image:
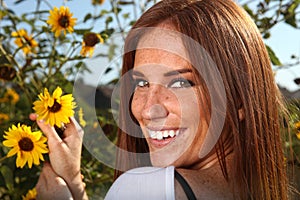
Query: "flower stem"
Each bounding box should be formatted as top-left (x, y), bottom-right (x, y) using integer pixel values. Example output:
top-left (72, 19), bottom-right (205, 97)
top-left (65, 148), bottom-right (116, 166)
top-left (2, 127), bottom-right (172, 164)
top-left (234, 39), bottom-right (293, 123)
top-left (0, 155), bottom-right (8, 163)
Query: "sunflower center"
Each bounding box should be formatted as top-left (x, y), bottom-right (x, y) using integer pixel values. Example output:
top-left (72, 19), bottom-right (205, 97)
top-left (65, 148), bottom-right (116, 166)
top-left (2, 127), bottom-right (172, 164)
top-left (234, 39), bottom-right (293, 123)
top-left (58, 16), bottom-right (70, 28)
top-left (18, 137), bottom-right (34, 151)
top-left (84, 33), bottom-right (100, 47)
top-left (48, 99), bottom-right (62, 113)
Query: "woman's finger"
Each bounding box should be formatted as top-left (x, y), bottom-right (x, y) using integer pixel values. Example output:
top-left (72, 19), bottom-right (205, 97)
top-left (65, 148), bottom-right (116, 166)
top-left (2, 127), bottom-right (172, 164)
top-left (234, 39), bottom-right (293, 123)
top-left (29, 113), bottom-right (37, 121)
top-left (64, 117), bottom-right (84, 139)
top-left (37, 119), bottom-right (62, 143)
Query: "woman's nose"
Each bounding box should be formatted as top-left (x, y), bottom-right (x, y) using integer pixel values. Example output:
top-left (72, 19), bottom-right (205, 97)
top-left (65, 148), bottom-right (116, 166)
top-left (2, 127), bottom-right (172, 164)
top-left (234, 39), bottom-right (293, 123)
top-left (141, 85), bottom-right (169, 121)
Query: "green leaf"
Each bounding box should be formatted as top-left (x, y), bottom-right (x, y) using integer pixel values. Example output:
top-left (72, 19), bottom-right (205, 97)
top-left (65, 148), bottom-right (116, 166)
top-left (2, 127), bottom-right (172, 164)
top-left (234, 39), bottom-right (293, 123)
top-left (266, 45), bottom-right (282, 66)
top-left (83, 13), bottom-right (93, 23)
top-left (284, 13), bottom-right (297, 28)
top-left (74, 28), bottom-right (93, 35)
top-left (101, 28), bottom-right (115, 38)
top-left (14, 0), bottom-right (26, 4)
top-left (108, 43), bottom-right (118, 61)
top-left (122, 13), bottom-right (130, 19)
top-left (104, 67), bottom-right (112, 74)
top-left (283, 2), bottom-right (299, 28)
top-left (30, 10), bottom-right (49, 15)
top-left (105, 16), bottom-right (113, 25)
top-left (243, 5), bottom-right (256, 20)
top-left (99, 9), bottom-right (109, 17)
top-left (118, 1), bottom-right (135, 5)
top-left (0, 165), bottom-right (14, 191)
top-left (263, 32), bottom-right (271, 39)
top-left (129, 20), bottom-right (136, 26)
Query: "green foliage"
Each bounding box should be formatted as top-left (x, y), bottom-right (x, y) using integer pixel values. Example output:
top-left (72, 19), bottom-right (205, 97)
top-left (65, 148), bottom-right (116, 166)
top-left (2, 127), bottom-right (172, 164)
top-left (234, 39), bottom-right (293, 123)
top-left (0, 0), bottom-right (299, 199)
top-left (241, 0), bottom-right (300, 67)
top-left (0, 0), bottom-right (155, 198)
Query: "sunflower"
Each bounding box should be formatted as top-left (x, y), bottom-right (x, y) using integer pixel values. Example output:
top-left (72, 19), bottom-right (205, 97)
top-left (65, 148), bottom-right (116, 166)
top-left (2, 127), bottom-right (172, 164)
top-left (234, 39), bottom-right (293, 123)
top-left (22, 188), bottom-right (37, 200)
top-left (33, 87), bottom-right (76, 127)
top-left (11, 29), bottom-right (38, 55)
top-left (3, 88), bottom-right (20, 104)
top-left (47, 6), bottom-right (77, 37)
top-left (80, 32), bottom-right (104, 57)
top-left (2, 124), bottom-right (48, 168)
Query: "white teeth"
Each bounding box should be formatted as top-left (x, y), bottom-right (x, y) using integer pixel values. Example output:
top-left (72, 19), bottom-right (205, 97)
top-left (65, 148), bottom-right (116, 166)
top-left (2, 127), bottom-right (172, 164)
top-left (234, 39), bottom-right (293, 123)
top-left (163, 131), bottom-right (169, 138)
top-left (157, 132), bottom-right (163, 140)
top-left (169, 130), bottom-right (175, 137)
top-left (148, 129), bottom-right (180, 140)
top-left (149, 130), bottom-right (156, 138)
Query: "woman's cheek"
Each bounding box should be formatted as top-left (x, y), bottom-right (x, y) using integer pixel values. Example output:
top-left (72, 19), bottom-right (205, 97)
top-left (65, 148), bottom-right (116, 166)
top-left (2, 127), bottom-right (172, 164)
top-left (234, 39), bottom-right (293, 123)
top-left (131, 93), bottom-right (144, 121)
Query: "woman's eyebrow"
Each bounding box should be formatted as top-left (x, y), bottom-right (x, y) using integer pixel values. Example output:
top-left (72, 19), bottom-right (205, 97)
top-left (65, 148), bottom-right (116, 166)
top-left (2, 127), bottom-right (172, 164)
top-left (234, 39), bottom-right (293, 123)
top-left (132, 70), bottom-right (145, 77)
top-left (132, 68), bottom-right (192, 77)
top-left (163, 68), bottom-right (193, 77)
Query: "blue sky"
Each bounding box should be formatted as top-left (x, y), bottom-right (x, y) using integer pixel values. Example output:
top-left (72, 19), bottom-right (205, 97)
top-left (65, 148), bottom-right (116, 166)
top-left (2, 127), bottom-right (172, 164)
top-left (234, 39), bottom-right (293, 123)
top-left (2, 0), bottom-right (300, 92)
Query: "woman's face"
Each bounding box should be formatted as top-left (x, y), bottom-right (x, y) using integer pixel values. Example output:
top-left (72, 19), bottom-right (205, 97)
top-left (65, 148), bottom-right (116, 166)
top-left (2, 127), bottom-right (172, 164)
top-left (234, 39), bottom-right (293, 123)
top-left (131, 26), bottom-right (210, 168)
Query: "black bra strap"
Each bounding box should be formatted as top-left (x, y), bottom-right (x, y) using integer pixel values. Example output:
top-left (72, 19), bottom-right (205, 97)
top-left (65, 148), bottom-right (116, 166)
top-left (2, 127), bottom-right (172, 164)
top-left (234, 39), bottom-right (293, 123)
top-left (174, 170), bottom-right (197, 200)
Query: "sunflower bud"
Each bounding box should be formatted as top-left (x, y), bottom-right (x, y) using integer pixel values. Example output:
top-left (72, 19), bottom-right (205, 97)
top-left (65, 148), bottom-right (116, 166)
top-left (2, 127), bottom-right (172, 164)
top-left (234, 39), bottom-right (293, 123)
top-left (0, 64), bottom-right (17, 81)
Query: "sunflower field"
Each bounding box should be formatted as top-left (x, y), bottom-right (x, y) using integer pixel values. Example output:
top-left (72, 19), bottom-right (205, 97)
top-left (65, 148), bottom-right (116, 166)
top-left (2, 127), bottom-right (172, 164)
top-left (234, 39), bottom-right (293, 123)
top-left (0, 0), bottom-right (300, 199)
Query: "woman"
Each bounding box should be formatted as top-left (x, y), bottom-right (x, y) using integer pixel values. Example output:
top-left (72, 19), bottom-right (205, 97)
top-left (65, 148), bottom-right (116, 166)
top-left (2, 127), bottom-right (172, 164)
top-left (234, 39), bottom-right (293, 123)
top-left (34, 0), bottom-right (291, 199)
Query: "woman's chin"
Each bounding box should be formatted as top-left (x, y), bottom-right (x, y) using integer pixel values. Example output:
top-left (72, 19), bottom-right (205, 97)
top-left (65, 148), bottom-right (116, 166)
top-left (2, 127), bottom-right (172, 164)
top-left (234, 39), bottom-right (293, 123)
top-left (150, 153), bottom-right (177, 167)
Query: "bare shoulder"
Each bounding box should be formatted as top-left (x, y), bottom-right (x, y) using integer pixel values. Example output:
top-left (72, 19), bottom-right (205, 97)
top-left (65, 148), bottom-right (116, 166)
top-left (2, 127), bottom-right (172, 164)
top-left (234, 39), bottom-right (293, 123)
top-left (175, 166), bottom-right (235, 199)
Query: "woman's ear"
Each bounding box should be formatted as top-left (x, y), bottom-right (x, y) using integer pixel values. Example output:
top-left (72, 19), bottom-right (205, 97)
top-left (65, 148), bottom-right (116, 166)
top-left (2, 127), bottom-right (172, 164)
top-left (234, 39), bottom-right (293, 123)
top-left (238, 107), bottom-right (245, 121)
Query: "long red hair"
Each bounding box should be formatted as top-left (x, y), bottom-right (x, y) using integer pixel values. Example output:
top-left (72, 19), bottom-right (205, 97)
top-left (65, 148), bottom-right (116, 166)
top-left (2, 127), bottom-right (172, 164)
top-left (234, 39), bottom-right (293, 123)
top-left (114, 0), bottom-right (289, 199)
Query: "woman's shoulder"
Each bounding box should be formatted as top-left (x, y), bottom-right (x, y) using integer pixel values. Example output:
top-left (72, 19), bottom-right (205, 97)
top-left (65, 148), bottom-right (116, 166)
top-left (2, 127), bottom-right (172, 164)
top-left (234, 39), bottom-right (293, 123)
top-left (104, 166), bottom-right (175, 200)
top-left (175, 167), bottom-right (235, 199)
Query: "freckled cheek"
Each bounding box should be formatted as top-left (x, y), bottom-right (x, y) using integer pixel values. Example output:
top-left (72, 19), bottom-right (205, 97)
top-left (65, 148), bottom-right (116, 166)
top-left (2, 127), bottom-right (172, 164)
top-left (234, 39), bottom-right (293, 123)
top-left (131, 93), bottom-right (146, 121)
top-left (178, 96), bottom-right (200, 123)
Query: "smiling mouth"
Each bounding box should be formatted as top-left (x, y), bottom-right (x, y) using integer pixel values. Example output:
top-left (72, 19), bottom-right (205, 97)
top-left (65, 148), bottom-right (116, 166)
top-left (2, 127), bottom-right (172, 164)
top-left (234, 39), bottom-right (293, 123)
top-left (147, 129), bottom-right (180, 140)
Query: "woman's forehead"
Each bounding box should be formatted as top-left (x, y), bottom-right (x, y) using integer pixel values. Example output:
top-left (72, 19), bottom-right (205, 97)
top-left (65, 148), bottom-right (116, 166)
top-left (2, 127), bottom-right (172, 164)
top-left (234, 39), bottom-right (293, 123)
top-left (135, 26), bottom-right (189, 60)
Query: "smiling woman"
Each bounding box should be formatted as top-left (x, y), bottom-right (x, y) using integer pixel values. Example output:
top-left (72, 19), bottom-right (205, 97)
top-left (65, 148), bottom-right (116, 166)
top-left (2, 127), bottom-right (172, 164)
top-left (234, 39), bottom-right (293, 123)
top-left (33, 0), bottom-right (295, 199)
top-left (111, 0), bottom-right (290, 199)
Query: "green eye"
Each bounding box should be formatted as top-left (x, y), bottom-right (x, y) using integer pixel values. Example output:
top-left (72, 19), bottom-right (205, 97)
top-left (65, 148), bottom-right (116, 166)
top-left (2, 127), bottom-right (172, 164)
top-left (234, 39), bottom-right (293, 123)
top-left (168, 78), bottom-right (195, 88)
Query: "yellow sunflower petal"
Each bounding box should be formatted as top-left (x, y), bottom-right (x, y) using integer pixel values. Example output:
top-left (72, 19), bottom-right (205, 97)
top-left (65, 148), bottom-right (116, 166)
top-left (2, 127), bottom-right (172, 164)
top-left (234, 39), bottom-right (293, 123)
top-left (22, 188), bottom-right (37, 200)
top-left (53, 87), bottom-right (63, 98)
top-left (3, 139), bottom-right (18, 147)
top-left (26, 152), bottom-right (33, 168)
top-left (31, 151), bottom-right (40, 165)
top-left (16, 152), bottom-right (26, 168)
top-left (296, 132), bottom-right (300, 140)
top-left (7, 146), bottom-right (19, 157)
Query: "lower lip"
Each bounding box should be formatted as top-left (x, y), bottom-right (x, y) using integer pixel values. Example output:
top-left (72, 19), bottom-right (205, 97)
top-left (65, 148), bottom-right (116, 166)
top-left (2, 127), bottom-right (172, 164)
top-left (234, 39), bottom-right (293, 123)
top-left (148, 130), bottom-right (184, 148)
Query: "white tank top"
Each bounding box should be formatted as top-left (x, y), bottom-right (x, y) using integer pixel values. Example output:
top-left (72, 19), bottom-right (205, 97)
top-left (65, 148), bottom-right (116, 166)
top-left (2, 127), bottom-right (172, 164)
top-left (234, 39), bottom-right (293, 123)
top-left (105, 166), bottom-right (175, 200)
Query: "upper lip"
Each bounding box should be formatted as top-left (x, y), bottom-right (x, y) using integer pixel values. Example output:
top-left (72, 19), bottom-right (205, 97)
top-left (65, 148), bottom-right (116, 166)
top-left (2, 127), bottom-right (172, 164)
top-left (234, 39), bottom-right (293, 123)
top-left (146, 126), bottom-right (180, 131)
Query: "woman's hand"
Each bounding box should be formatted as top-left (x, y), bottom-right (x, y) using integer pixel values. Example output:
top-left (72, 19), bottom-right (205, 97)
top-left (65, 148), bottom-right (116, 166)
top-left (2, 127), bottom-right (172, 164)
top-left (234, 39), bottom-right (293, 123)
top-left (30, 114), bottom-right (88, 200)
top-left (36, 162), bottom-right (73, 200)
